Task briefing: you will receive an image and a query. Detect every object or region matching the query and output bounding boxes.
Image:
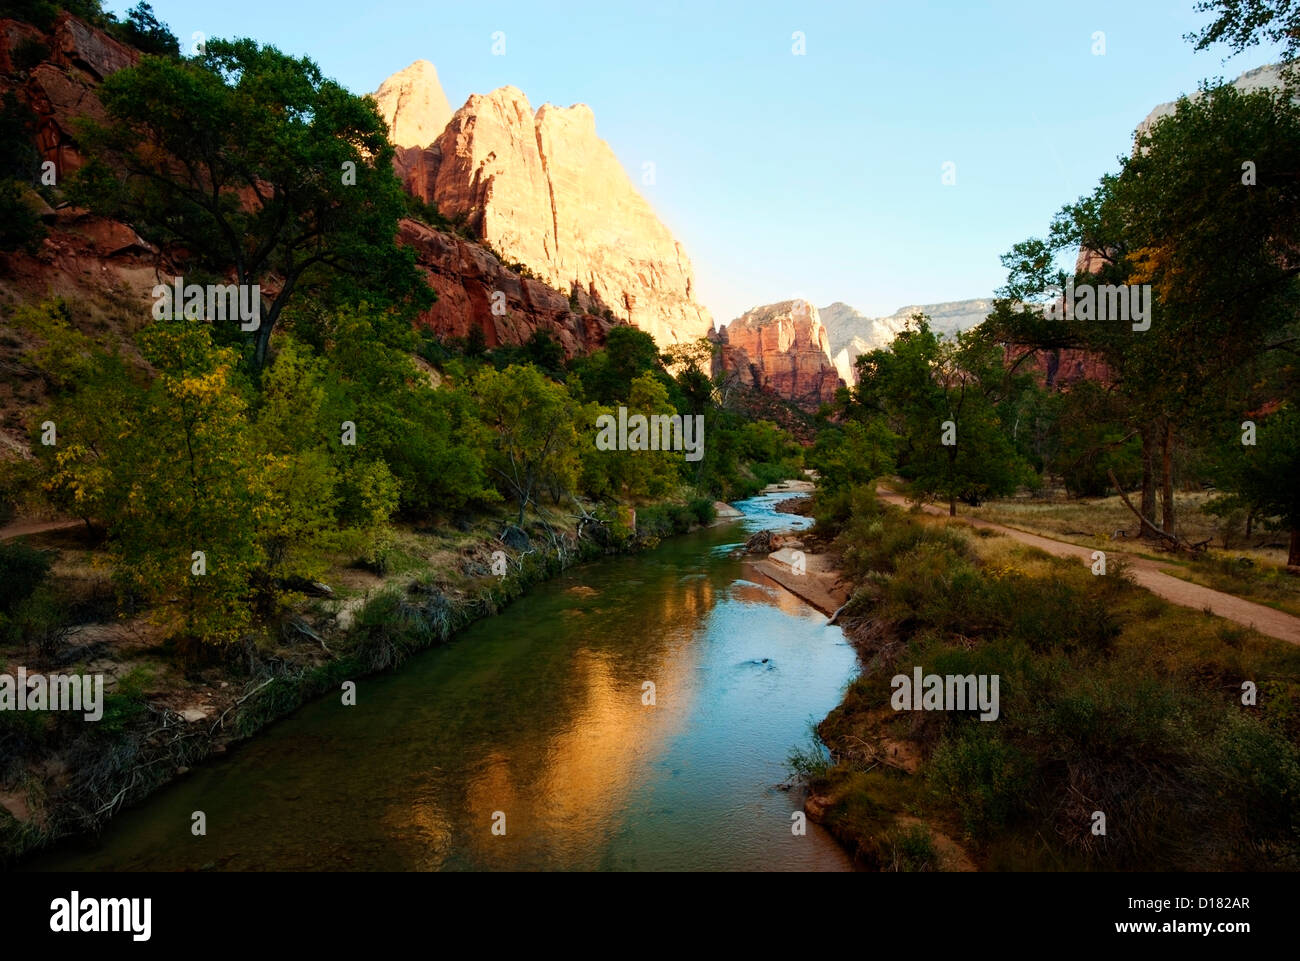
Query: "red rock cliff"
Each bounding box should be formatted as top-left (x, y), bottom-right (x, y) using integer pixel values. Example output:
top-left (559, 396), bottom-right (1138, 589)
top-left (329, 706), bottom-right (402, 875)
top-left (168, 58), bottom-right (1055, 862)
top-left (714, 300), bottom-right (844, 411)
top-left (376, 67), bottom-right (714, 350)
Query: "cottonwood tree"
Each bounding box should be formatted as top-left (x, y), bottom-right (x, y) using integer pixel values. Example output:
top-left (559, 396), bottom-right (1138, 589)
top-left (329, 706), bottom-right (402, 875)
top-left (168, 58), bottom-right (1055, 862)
top-left (70, 38), bottom-right (428, 370)
top-left (473, 364), bottom-right (581, 525)
top-left (990, 82), bottom-right (1300, 538)
top-left (855, 316), bottom-right (1028, 515)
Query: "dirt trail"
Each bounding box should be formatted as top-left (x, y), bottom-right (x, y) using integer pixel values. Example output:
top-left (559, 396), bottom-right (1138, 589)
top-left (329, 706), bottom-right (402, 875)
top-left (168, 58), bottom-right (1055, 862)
top-left (877, 489), bottom-right (1300, 646)
top-left (0, 518), bottom-right (83, 542)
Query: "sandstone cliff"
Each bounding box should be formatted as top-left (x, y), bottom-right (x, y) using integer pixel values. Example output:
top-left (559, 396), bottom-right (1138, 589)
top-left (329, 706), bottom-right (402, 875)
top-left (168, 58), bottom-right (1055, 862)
top-left (714, 300), bottom-right (843, 411)
top-left (399, 217), bottom-right (617, 357)
top-left (1, 13), bottom-right (138, 179)
top-left (375, 68), bottom-right (713, 348)
top-left (374, 59), bottom-right (452, 151)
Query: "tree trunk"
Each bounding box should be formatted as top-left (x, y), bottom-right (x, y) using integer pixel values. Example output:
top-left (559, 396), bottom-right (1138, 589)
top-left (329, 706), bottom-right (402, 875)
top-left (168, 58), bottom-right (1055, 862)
top-left (1139, 422), bottom-right (1158, 538)
top-left (1289, 529), bottom-right (1300, 568)
top-left (949, 496), bottom-right (956, 517)
top-left (1160, 419), bottom-right (1175, 535)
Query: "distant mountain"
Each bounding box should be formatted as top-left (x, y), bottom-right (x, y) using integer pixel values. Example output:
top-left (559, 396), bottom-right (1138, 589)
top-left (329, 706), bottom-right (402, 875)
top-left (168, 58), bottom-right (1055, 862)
top-left (820, 299), bottom-right (994, 385)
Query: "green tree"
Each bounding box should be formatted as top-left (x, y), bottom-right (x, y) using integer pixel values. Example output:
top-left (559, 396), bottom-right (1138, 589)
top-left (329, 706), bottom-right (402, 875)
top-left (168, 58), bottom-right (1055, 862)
top-left (1206, 404), bottom-right (1300, 565)
top-left (473, 364), bottom-right (581, 524)
top-left (69, 38), bottom-right (429, 370)
top-left (991, 82), bottom-right (1300, 537)
top-left (114, 2), bottom-right (179, 57)
top-left (858, 317), bottom-right (1027, 515)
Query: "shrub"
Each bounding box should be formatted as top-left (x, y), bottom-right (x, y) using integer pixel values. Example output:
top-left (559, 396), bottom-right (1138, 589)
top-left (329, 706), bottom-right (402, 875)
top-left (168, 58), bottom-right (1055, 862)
top-left (0, 540), bottom-right (52, 615)
top-left (928, 726), bottom-right (1032, 837)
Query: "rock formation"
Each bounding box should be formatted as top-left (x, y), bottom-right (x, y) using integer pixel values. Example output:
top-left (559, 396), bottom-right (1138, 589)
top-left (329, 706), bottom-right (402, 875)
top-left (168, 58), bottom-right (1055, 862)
top-left (820, 299), bottom-right (994, 386)
top-left (374, 66), bottom-right (713, 348)
top-left (714, 300), bottom-right (843, 411)
top-left (1, 13), bottom-right (138, 179)
top-left (1136, 62), bottom-right (1286, 141)
top-left (373, 59), bottom-right (452, 152)
top-left (398, 218), bottom-right (618, 358)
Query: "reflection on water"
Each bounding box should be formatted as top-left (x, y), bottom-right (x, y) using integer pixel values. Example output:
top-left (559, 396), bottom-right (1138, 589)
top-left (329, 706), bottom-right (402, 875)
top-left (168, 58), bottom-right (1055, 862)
top-left (30, 492), bottom-right (857, 872)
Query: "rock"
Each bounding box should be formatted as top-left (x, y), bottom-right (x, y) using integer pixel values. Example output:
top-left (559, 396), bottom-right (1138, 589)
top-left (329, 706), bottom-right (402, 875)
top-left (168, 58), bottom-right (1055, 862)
top-left (54, 207), bottom-right (152, 256)
top-left (499, 524), bottom-right (530, 550)
top-left (373, 59), bottom-right (452, 151)
top-left (713, 501), bottom-right (743, 519)
top-left (715, 300), bottom-right (843, 411)
top-left (50, 14), bottom-right (137, 81)
top-left (0, 14), bottom-right (137, 182)
top-left (820, 299), bottom-right (994, 386)
top-left (375, 68), bottom-right (714, 349)
top-left (398, 217), bottom-right (618, 356)
top-left (744, 530), bottom-right (775, 553)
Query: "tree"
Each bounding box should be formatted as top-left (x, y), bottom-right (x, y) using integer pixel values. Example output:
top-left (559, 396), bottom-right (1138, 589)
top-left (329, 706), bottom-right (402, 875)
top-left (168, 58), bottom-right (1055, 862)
top-left (991, 81), bottom-right (1300, 537)
top-left (114, 2), bottom-right (179, 57)
top-left (101, 324), bottom-right (264, 648)
top-left (1188, 0), bottom-right (1300, 72)
top-left (473, 365), bottom-right (581, 524)
top-left (857, 317), bottom-right (1028, 515)
top-left (320, 307), bottom-right (494, 518)
top-left (569, 325), bottom-right (665, 405)
top-left (1206, 404), bottom-right (1300, 565)
top-left (69, 38), bottom-right (429, 370)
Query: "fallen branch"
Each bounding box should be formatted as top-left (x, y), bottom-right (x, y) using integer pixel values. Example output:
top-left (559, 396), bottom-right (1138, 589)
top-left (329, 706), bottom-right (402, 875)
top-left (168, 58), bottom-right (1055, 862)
top-left (1107, 469), bottom-right (1187, 550)
top-left (209, 676), bottom-right (275, 734)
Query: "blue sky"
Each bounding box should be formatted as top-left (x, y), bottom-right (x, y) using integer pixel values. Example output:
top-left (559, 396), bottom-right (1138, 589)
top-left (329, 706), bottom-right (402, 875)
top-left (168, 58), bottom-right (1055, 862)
top-left (126, 1), bottom-right (1283, 323)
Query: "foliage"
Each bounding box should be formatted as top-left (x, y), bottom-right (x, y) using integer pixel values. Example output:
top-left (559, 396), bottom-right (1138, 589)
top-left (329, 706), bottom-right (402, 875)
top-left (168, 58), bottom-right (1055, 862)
top-left (68, 38), bottom-right (429, 369)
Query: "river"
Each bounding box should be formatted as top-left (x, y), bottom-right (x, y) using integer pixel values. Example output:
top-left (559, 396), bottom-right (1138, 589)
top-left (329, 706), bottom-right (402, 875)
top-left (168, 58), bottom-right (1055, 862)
top-left (30, 492), bottom-right (858, 871)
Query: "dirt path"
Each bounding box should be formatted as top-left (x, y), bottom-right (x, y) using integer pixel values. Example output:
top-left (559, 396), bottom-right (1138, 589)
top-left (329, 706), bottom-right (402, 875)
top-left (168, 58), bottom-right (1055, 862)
top-left (0, 518), bottom-right (83, 542)
top-left (877, 489), bottom-right (1300, 646)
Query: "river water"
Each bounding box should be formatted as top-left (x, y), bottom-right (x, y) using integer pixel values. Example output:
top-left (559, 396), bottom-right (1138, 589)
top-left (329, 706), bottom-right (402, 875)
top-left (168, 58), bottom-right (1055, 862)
top-left (31, 492), bottom-right (858, 871)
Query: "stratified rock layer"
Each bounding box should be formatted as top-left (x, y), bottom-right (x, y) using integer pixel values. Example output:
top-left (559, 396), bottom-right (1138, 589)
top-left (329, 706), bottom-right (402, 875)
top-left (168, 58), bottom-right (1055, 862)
top-left (714, 300), bottom-right (843, 411)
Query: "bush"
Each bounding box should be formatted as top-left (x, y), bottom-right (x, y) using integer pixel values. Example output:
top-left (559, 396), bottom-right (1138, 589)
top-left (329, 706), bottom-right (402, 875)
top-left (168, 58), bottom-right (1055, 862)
top-left (928, 726), bottom-right (1032, 837)
top-left (0, 179), bottom-right (46, 253)
top-left (0, 540), bottom-right (52, 615)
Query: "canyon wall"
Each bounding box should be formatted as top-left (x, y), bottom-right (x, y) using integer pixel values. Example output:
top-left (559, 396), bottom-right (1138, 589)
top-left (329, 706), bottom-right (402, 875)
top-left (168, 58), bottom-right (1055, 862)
top-left (375, 65), bottom-right (713, 348)
top-left (714, 300), bottom-right (843, 411)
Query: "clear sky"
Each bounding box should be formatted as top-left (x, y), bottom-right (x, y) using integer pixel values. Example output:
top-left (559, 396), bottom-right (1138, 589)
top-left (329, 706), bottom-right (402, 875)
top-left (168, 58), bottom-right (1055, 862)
top-left (125, 0), bottom-right (1283, 324)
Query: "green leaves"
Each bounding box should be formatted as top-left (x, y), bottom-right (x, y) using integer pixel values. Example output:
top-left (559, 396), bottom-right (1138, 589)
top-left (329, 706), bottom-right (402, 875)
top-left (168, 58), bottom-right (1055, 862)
top-left (69, 37), bottom-right (430, 370)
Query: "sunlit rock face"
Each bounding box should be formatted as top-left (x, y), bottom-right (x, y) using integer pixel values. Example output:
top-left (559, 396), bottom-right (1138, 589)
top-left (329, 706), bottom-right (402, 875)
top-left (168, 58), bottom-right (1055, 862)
top-left (374, 66), bottom-right (713, 348)
top-left (714, 300), bottom-right (843, 411)
top-left (374, 59), bottom-right (453, 151)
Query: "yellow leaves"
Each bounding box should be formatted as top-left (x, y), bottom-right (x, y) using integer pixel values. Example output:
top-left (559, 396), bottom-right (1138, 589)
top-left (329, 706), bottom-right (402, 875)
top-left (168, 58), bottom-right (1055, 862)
top-left (1128, 244), bottom-right (1181, 303)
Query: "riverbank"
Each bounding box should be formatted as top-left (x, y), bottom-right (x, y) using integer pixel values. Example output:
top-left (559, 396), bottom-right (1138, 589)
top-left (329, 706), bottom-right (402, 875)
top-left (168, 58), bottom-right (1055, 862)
top-left (0, 493), bottom-right (730, 866)
top-left (19, 489), bottom-right (856, 872)
top-left (789, 485), bottom-right (1300, 871)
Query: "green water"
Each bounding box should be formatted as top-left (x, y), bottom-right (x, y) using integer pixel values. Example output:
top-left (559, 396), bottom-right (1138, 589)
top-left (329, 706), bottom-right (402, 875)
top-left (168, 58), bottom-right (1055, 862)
top-left (31, 493), bottom-right (858, 871)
